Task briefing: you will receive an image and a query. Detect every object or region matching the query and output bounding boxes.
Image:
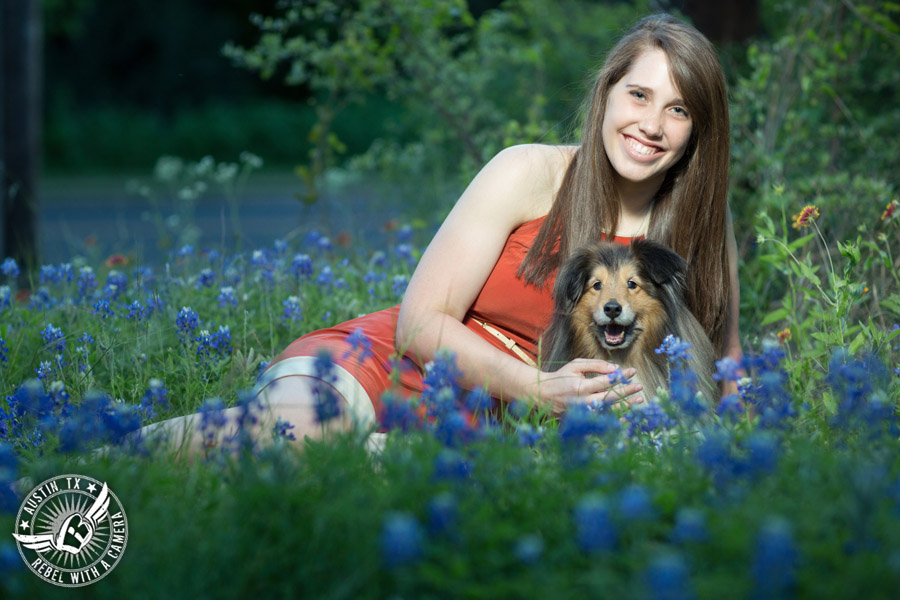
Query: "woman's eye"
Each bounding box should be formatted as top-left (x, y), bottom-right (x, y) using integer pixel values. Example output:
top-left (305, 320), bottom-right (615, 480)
top-left (630, 90), bottom-right (646, 101)
top-left (671, 106), bottom-right (689, 118)
top-left (626, 280), bottom-right (637, 290)
top-left (592, 281), bottom-right (603, 291)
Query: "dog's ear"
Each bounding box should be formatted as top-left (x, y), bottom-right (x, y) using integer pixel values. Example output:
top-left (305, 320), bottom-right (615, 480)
top-left (630, 239), bottom-right (686, 286)
top-left (553, 247), bottom-right (595, 310)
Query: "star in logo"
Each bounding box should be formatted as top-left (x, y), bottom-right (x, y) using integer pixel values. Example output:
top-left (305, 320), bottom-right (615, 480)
top-left (19, 520), bottom-right (29, 530)
top-left (87, 483), bottom-right (97, 493)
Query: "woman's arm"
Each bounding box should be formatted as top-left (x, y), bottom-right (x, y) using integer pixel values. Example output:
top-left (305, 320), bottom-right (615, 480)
top-left (397, 144), bottom-right (643, 411)
top-left (723, 205), bottom-right (743, 364)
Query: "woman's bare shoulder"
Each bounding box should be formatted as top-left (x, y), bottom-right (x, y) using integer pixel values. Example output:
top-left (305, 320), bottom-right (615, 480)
top-left (481, 144), bottom-right (577, 217)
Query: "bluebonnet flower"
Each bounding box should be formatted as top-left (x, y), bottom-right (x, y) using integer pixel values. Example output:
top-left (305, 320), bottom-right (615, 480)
top-left (695, 428), bottom-right (741, 486)
top-left (196, 268), bottom-right (216, 288)
top-left (0, 441), bottom-right (17, 482)
top-left (92, 298), bottom-right (114, 319)
top-left (199, 397), bottom-right (228, 448)
top-left (77, 266), bottom-right (98, 297)
top-left (305, 229), bottom-right (323, 247)
top-left (312, 351), bottom-right (341, 424)
top-left (421, 351), bottom-right (463, 421)
top-left (618, 484), bottom-right (655, 521)
top-left (716, 394), bottom-right (744, 423)
top-left (316, 236), bottom-right (333, 252)
top-left (40, 323), bottom-right (66, 353)
top-left (713, 356), bottom-right (742, 382)
top-left (514, 534), bottom-right (544, 565)
top-left (176, 306), bottom-right (200, 336)
top-left (79, 332), bottom-right (94, 345)
top-left (28, 286), bottom-right (56, 310)
top-left (434, 410), bottom-right (476, 447)
top-left (379, 392), bottom-right (421, 432)
top-left (272, 418), bottom-right (296, 441)
top-left (106, 270), bottom-right (127, 298)
top-left (608, 368), bottom-right (631, 385)
top-left (574, 494), bottom-right (616, 553)
top-left (290, 253), bottom-right (314, 279)
top-left (195, 326), bottom-right (233, 363)
top-left (826, 349), bottom-right (893, 433)
top-left (146, 293), bottom-right (165, 316)
top-left (560, 403), bottom-right (621, 446)
top-left (35, 361), bottom-right (53, 380)
top-left (380, 512), bottom-right (424, 568)
top-left (392, 274), bottom-right (409, 297)
top-left (126, 300), bottom-right (148, 322)
top-left (226, 392), bottom-right (262, 453)
top-left (752, 517), bottom-right (797, 599)
top-left (464, 387), bottom-right (493, 413)
top-left (668, 367), bottom-right (706, 420)
top-left (342, 327), bottom-right (374, 363)
top-left (395, 243), bottom-right (416, 266)
top-left (745, 431), bottom-right (779, 476)
top-left (39, 264), bottom-right (60, 284)
top-left (624, 400), bottom-right (676, 439)
top-left (282, 296), bottom-right (303, 323)
top-left (372, 251), bottom-right (389, 269)
top-left (671, 508), bottom-right (707, 544)
top-left (644, 552), bottom-right (694, 600)
top-left (316, 266), bottom-right (334, 287)
top-left (256, 360), bottom-right (270, 379)
top-left (217, 286), bottom-right (237, 307)
top-left (176, 244), bottom-right (194, 258)
top-left (655, 335), bottom-right (693, 365)
top-left (0, 286), bottom-right (10, 310)
top-left (516, 423), bottom-right (543, 447)
top-left (139, 378), bottom-right (170, 421)
top-left (0, 337), bottom-right (8, 363)
top-left (273, 238), bottom-right (288, 255)
top-left (397, 224), bottom-right (414, 244)
top-left (740, 344), bottom-right (795, 429)
top-left (133, 265), bottom-right (154, 286)
top-left (433, 448), bottom-right (471, 480)
top-left (427, 491), bottom-right (458, 535)
top-left (1, 257), bottom-right (19, 278)
top-left (57, 262), bottom-right (74, 282)
top-left (57, 390), bottom-right (139, 452)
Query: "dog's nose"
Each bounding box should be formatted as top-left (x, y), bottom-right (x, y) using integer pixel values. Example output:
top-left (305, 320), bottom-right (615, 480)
top-left (603, 301), bottom-right (622, 319)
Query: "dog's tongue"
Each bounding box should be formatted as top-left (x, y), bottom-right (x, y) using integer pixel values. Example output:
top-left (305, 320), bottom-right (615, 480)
top-left (604, 324), bottom-right (626, 346)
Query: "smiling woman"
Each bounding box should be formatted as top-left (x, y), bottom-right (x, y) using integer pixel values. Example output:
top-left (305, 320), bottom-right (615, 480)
top-left (137, 13), bottom-right (742, 456)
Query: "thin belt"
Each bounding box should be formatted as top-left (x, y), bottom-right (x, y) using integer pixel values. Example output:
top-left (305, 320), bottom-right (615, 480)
top-left (471, 318), bottom-right (538, 368)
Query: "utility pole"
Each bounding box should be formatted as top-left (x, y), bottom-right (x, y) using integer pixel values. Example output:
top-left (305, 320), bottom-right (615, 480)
top-left (1, 0), bottom-right (42, 279)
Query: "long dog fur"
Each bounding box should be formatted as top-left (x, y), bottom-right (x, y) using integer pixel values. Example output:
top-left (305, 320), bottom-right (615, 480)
top-left (541, 240), bottom-right (716, 402)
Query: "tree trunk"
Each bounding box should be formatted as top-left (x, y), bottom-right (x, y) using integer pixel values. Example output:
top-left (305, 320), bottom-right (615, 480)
top-left (1, 0), bottom-right (42, 280)
top-left (678, 0), bottom-right (761, 44)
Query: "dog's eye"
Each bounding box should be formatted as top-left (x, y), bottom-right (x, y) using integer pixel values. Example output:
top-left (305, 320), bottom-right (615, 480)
top-left (627, 280), bottom-right (638, 290)
top-left (592, 281), bottom-right (602, 291)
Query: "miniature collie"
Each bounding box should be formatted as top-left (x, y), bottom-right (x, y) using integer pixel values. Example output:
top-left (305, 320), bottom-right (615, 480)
top-left (541, 240), bottom-right (716, 402)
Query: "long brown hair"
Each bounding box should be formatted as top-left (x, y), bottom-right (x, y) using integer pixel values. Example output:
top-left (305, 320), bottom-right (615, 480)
top-left (518, 14), bottom-right (731, 352)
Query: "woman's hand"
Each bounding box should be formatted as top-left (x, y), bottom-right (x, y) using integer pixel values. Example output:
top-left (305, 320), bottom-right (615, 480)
top-left (531, 358), bottom-right (644, 416)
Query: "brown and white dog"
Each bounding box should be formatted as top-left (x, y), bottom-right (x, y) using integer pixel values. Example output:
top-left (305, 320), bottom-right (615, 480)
top-left (540, 240), bottom-right (716, 402)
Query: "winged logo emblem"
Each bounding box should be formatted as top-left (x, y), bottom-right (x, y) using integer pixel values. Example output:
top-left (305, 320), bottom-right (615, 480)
top-left (13, 482), bottom-right (111, 555)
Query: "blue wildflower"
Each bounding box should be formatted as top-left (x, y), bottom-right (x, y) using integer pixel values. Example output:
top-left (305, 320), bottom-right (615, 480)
top-left (397, 224), bottom-right (414, 243)
top-left (427, 492), bottom-right (458, 535)
top-left (391, 274), bottom-right (409, 297)
top-left (217, 286), bottom-right (237, 307)
top-left (395, 243), bottom-right (416, 266)
top-left (380, 512), bottom-right (424, 568)
top-left (272, 418), bottom-right (296, 441)
top-left (139, 378), bottom-right (170, 421)
top-left (343, 327), bottom-right (374, 363)
top-left (434, 410), bottom-right (476, 447)
top-left (745, 431), bottom-right (779, 477)
top-left (39, 264), bottom-right (59, 284)
top-left (716, 394), bottom-right (744, 423)
top-left (655, 334), bottom-right (693, 365)
top-left (316, 266), bottom-right (334, 287)
top-left (0, 286), bottom-right (10, 310)
top-left (176, 306), bottom-right (200, 336)
top-left (574, 494), bottom-right (616, 553)
top-left (0, 337), bottom-right (8, 363)
top-left (433, 448), bottom-right (471, 480)
top-left (516, 423), bottom-right (543, 447)
top-left (290, 253), bottom-right (314, 279)
top-left (126, 300), bottom-right (148, 322)
top-left (312, 351), bottom-right (341, 424)
top-left (644, 552), bottom-right (694, 600)
top-left (0, 442), bottom-right (18, 482)
top-left (671, 508), bottom-right (707, 544)
top-left (282, 296), bottom-right (303, 323)
top-left (28, 286), bottom-right (56, 310)
top-left (40, 323), bottom-right (66, 353)
top-left (618, 484), bottom-right (655, 521)
top-left (625, 400), bottom-right (676, 439)
top-left (465, 387), bottom-right (494, 413)
top-left (560, 403), bottom-right (621, 446)
top-left (35, 361), bottom-right (53, 380)
top-left (379, 393), bottom-right (421, 432)
top-left (92, 298), bottom-right (114, 319)
top-left (608, 368), bottom-right (631, 386)
top-left (196, 268), bottom-right (216, 289)
top-left (713, 357), bottom-right (742, 382)
top-left (751, 517), bottom-right (797, 599)
top-left (1, 257), bottom-right (19, 279)
top-left (105, 270), bottom-right (127, 299)
top-left (669, 367), bottom-right (706, 420)
top-left (176, 244), bottom-right (194, 258)
top-left (199, 397), bottom-right (228, 448)
top-left (76, 266), bottom-right (98, 298)
top-left (316, 236), bottom-right (333, 252)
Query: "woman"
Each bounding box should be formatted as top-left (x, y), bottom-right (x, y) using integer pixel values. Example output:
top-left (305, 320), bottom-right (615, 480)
top-left (143, 13), bottom-right (741, 454)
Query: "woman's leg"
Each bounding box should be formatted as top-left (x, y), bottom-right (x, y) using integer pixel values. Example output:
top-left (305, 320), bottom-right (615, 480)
top-left (137, 375), bottom-right (354, 459)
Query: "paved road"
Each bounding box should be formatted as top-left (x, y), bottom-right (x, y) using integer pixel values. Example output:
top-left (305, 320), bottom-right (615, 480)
top-left (38, 173), bottom-right (441, 265)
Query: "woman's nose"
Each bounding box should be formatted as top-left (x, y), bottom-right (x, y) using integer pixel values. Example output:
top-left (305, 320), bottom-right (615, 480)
top-left (639, 111), bottom-right (663, 138)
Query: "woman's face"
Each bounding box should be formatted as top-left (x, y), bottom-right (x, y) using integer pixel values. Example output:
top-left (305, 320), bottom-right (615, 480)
top-left (601, 48), bottom-right (693, 194)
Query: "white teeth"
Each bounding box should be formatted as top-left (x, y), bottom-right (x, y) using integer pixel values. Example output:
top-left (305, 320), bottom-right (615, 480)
top-left (626, 136), bottom-right (659, 155)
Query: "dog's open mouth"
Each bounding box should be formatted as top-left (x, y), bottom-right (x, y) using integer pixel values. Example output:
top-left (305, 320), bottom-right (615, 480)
top-left (603, 323), bottom-right (628, 346)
